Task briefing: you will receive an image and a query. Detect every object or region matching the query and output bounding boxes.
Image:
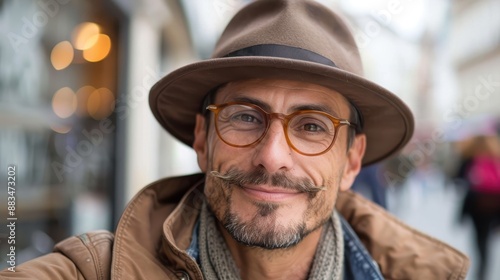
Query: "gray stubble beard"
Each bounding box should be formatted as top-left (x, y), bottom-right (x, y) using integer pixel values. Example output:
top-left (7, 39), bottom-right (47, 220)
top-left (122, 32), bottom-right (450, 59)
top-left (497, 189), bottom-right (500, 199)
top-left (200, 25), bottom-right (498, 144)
top-left (206, 168), bottom-right (331, 250)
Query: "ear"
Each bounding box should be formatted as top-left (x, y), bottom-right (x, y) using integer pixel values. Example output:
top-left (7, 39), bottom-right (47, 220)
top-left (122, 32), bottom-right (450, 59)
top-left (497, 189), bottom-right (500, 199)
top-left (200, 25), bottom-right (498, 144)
top-left (340, 134), bottom-right (366, 191)
top-left (193, 114), bottom-right (208, 172)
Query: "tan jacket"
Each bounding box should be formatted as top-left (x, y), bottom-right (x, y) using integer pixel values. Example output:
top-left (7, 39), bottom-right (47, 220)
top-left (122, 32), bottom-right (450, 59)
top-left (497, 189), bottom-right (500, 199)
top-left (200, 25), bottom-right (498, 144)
top-left (1, 174), bottom-right (469, 280)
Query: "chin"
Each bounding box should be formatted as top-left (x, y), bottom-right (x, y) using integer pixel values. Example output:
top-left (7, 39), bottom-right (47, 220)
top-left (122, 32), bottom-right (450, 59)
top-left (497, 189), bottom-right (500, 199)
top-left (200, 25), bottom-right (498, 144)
top-left (221, 201), bottom-right (326, 250)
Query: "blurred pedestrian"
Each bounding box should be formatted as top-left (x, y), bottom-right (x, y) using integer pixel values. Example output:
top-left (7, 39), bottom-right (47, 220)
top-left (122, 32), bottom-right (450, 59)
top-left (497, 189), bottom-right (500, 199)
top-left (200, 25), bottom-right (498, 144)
top-left (351, 164), bottom-right (387, 208)
top-left (458, 135), bottom-right (500, 280)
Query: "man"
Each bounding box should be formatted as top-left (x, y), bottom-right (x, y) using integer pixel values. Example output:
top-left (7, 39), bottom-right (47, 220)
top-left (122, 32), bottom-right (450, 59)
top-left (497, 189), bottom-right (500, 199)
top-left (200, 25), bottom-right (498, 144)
top-left (2, 0), bottom-right (469, 279)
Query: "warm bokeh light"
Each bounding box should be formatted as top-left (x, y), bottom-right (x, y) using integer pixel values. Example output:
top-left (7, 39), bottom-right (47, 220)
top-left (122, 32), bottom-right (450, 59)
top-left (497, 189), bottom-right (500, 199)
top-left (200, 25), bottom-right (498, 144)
top-left (88, 87), bottom-right (115, 120)
top-left (76, 85), bottom-right (96, 116)
top-left (51, 41), bottom-right (74, 70)
top-left (83, 34), bottom-right (111, 62)
top-left (52, 87), bottom-right (77, 118)
top-left (51, 124), bottom-right (72, 134)
top-left (72, 22), bottom-right (101, 50)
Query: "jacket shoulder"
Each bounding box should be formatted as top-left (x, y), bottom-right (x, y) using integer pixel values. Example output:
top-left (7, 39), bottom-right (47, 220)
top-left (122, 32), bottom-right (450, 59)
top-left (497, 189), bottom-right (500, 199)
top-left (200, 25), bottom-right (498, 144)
top-left (0, 230), bottom-right (114, 279)
top-left (1, 252), bottom-right (81, 279)
top-left (54, 230), bottom-right (114, 280)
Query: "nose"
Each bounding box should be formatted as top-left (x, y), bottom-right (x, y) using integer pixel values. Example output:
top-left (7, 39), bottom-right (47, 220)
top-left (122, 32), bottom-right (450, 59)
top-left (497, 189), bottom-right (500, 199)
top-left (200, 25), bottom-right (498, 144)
top-left (251, 119), bottom-right (294, 173)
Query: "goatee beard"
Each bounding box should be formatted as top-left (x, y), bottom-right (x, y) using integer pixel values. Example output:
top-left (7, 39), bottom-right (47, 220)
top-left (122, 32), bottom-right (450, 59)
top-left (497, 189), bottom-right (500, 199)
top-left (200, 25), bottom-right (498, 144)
top-left (207, 167), bottom-right (328, 249)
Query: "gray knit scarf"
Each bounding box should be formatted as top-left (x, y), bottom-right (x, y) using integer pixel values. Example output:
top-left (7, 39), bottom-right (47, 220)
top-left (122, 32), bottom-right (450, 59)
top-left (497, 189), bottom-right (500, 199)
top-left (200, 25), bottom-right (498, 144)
top-left (198, 202), bottom-right (344, 279)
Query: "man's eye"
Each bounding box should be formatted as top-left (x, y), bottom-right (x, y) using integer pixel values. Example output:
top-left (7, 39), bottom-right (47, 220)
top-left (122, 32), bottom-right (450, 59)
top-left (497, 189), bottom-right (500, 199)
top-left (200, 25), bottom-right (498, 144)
top-left (239, 114), bottom-right (257, 122)
top-left (292, 116), bottom-right (328, 133)
top-left (232, 113), bottom-right (261, 124)
top-left (303, 123), bottom-right (325, 132)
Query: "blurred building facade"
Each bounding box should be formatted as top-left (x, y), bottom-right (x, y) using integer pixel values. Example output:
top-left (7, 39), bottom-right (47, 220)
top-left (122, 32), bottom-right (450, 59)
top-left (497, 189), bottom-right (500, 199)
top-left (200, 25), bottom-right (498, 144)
top-left (1, 0), bottom-right (124, 265)
top-left (0, 0), bottom-right (201, 266)
top-left (449, 0), bottom-right (500, 125)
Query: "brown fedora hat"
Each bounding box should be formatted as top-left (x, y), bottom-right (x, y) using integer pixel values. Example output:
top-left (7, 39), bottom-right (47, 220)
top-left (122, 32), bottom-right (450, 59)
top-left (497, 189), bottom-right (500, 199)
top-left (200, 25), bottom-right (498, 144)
top-left (149, 0), bottom-right (414, 165)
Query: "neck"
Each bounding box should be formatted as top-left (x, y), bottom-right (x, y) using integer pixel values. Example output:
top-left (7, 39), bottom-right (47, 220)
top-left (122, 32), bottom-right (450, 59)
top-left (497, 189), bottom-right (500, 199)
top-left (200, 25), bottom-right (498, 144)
top-left (220, 224), bottom-right (325, 280)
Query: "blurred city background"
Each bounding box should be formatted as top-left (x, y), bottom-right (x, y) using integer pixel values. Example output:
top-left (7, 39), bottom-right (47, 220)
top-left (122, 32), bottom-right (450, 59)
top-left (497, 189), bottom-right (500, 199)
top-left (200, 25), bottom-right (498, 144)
top-left (1, 0), bottom-right (499, 279)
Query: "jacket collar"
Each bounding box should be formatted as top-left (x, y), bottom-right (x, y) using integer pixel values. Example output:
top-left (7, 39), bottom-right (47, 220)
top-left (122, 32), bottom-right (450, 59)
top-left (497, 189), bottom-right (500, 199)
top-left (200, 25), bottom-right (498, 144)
top-left (111, 173), bottom-right (469, 279)
top-left (111, 174), bottom-right (205, 279)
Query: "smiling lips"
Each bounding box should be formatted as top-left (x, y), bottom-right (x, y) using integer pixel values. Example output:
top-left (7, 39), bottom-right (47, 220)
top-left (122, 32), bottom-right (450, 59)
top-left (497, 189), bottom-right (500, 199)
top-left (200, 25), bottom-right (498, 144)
top-left (240, 185), bottom-right (302, 202)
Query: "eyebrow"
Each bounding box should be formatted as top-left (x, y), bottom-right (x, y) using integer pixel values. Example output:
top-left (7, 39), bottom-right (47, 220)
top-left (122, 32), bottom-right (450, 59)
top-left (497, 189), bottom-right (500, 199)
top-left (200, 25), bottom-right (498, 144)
top-left (289, 104), bottom-right (339, 117)
top-left (229, 95), bottom-right (340, 117)
top-left (231, 96), bottom-right (272, 111)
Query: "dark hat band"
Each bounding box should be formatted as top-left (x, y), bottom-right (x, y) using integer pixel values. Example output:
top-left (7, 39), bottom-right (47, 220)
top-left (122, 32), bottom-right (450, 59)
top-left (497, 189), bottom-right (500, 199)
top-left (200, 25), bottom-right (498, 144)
top-left (224, 44), bottom-right (338, 68)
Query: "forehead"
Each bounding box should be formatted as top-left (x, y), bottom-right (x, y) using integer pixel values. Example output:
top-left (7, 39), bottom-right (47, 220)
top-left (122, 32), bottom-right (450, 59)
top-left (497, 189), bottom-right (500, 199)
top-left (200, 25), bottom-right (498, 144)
top-left (215, 79), bottom-right (351, 115)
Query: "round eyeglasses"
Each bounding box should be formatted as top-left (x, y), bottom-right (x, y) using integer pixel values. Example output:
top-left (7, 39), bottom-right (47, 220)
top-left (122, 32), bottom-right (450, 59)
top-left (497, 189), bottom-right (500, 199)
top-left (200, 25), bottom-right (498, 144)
top-left (206, 102), bottom-right (355, 156)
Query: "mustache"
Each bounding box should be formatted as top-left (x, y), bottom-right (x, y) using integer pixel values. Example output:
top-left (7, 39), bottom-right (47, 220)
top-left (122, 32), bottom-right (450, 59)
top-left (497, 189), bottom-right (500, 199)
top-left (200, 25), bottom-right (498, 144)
top-left (209, 168), bottom-right (326, 194)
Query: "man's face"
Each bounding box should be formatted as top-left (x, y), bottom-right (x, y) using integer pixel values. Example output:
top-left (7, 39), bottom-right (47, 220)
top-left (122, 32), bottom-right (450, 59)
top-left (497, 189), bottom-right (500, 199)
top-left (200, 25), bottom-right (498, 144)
top-left (193, 79), bottom-right (365, 249)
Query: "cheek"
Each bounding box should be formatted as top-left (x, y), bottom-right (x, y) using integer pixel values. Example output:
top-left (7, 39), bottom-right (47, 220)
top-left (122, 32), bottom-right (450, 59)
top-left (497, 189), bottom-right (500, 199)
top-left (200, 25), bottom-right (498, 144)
top-left (204, 175), bottom-right (231, 219)
top-left (301, 152), bottom-right (345, 187)
top-left (205, 132), bottom-right (225, 171)
top-left (209, 141), bottom-right (254, 173)
top-left (205, 128), bottom-right (217, 165)
top-left (305, 173), bottom-right (340, 225)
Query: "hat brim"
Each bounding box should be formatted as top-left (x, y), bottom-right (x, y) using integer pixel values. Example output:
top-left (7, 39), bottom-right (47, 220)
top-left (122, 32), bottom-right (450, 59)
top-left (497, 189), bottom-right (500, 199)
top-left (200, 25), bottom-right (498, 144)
top-left (149, 56), bottom-right (414, 166)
